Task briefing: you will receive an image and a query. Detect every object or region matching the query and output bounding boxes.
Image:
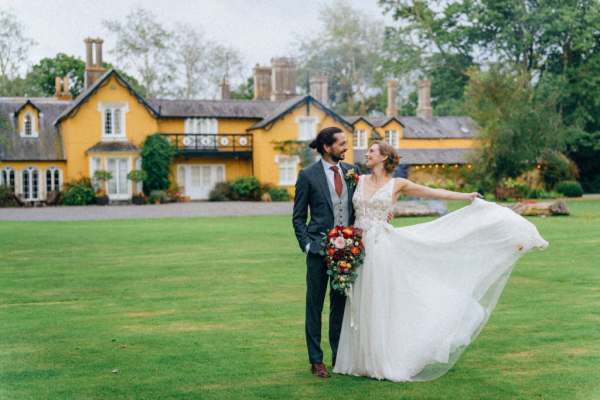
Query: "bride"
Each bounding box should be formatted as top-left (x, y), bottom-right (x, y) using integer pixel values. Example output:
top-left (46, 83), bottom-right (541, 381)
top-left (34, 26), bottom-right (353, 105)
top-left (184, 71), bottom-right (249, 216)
top-left (333, 141), bottom-right (549, 382)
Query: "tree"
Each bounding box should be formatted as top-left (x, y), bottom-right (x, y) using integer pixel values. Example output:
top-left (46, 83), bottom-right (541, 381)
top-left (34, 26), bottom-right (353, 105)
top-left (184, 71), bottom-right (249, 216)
top-left (25, 53), bottom-right (85, 97)
top-left (0, 9), bottom-right (36, 79)
top-left (173, 24), bottom-right (210, 99)
top-left (294, 0), bottom-right (385, 114)
top-left (141, 134), bottom-right (176, 194)
top-left (230, 77), bottom-right (254, 100)
top-left (464, 66), bottom-right (565, 191)
top-left (172, 24), bottom-right (246, 99)
top-left (103, 7), bottom-right (176, 98)
top-left (205, 44), bottom-right (245, 99)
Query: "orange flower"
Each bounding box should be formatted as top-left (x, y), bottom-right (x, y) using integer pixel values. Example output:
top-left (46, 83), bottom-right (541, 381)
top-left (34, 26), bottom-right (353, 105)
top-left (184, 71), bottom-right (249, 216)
top-left (326, 248), bottom-right (336, 256)
top-left (351, 246), bottom-right (361, 256)
top-left (327, 228), bottom-right (338, 238)
top-left (342, 227), bottom-right (354, 238)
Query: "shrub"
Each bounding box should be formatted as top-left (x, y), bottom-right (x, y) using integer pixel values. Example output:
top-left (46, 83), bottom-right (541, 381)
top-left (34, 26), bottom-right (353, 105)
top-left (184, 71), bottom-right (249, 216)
top-left (268, 187), bottom-right (290, 201)
top-left (539, 150), bottom-right (574, 189)
top-left (555, 180), bottom-right (583, 197)
top-left (141, 134), bottom-right (176, 195)
top-left (209, 182), bottom-right (237, 201)
top-left (0, 185), bottom-right (18, 207)
top-left (62, 178), bottom-right (96, 205)
top-left (230, 176), bottom-right (261, 200)
top-left (148, 190), bottom-right (170, 204)
top-left (526, 187), bottom-right (561, 199)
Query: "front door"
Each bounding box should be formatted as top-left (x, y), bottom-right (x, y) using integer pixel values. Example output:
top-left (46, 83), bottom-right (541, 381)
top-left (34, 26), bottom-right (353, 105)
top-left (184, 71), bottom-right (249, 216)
top-left (107, 157), bottom-right (130, 200)
top-left (178, 164), bottom-right (225, 200)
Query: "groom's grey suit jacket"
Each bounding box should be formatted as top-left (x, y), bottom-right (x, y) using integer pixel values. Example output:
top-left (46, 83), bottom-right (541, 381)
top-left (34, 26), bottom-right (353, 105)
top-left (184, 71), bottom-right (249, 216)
top-left (293, 160), bottom-right (357, 254)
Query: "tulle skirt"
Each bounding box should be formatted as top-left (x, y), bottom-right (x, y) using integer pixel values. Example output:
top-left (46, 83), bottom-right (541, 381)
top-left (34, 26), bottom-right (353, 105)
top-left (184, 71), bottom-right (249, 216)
top-left (333, 199), bottom-right (548, 382)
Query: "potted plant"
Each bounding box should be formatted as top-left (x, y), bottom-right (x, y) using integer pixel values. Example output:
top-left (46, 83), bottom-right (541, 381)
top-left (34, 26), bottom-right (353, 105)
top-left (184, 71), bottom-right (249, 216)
top-left (93, 170), bottom-right (112, 205)
top-left (127, 169), bottom-right (148, 205)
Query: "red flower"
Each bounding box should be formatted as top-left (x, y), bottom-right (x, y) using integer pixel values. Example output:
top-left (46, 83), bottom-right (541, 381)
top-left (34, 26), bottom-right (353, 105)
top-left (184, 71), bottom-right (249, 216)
top-left (327, 228), bottom-right (338, 238)
top-left (341, 227), bottom-right (354, 238)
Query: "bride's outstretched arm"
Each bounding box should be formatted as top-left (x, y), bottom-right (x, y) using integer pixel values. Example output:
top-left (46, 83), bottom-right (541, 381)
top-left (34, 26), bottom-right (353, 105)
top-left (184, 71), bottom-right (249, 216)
top-left (394, 178), bottom-right (481, 201)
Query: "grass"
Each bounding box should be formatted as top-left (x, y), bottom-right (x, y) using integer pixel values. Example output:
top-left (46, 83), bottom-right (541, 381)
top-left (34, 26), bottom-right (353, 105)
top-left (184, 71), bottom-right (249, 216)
top-left (1, 200), bottom-right (599, 399)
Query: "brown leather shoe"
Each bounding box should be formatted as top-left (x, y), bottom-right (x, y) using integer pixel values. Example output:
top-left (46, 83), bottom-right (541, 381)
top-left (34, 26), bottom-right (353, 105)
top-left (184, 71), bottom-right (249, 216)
top-left (310, 363), bottom-right (331, 378)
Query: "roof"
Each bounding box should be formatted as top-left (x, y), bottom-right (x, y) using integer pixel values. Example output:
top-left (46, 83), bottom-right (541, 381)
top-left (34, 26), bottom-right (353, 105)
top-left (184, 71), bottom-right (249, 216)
top-left (345, 115), bottom-right (476, 139)
top-left (148, 98), bottom-right (279, 119)
top-left (250, 95), bottom-right (353, 131)
top-left (398, 116), bottom-right (477, 139)
top-left (344, 115), bottom-right (404, 128)
top-left (54, 69), bottom-right (159, 126)
top-left (86, 141), bottom-right (139, 153)
top-left (0, 98), bottom-right (69, 161)
top-left (398, 148), bottom-right (474, 164)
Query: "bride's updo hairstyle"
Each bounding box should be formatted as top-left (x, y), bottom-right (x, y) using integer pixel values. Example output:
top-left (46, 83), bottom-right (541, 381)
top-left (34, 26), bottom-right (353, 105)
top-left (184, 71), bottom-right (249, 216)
top-left (372, 141), bottom-right (401, 174)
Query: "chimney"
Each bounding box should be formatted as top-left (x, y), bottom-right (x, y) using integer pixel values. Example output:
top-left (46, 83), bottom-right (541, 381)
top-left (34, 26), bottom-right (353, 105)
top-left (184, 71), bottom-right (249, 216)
top-left (270, 57), bottom-right (297, 101)
top-left (416, 79), bottom-right (433, 119)
top-left (309, 74), bottom-right (328, 105)
top-left (95, 38), bottom-right (103, 67)
top-left (386, 79), bottom-right (398, 117)
top-left (253, 64), bottom-right (272, 100)
top-left (220, 79), bottom-right (230, 100)
top-left (54, 76), bottom-right (72, 100)
top-left (84, 37), bottom-right (106, 89)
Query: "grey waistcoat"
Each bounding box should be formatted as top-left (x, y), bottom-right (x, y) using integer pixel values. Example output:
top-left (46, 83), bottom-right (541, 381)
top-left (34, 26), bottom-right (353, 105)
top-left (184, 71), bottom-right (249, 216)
top-left (325, 168), bottom-right (350, 227)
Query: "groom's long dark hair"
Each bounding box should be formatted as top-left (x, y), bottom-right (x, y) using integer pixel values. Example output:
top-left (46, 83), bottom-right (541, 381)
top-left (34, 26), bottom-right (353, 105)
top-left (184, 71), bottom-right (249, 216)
top-left (309, 127), bottom-right (343, 155)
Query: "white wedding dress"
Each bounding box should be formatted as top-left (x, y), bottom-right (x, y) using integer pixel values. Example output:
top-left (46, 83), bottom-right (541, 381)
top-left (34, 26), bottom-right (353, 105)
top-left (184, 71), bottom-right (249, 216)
top-left (333, 177), bottom-right (548, 382)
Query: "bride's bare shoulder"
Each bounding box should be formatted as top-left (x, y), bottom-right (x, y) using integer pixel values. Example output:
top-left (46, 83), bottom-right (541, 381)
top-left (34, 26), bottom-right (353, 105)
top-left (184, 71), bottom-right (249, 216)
top-left (393, 177), bottom-right (410, 190)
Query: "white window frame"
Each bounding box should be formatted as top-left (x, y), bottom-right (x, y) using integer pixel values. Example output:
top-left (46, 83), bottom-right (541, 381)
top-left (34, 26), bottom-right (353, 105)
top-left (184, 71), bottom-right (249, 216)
top-left (21, 167), bottom-right (40, 201)
top-left (184, 118), bottom-right (218, 134)
top-left (1, 167), bottom-right (16, 192)
top-left (98, 102), bottom-right (129, 141)
top-left (45, 167), bottom-right (62, 193)
top-left (385, 129), bottom-right (399, 148)
top-left (90, 157), bottom-right (103, 191)
top-left (20, 112), bottom-right (39, 138)
top-left (106, 156), bottom-right (133, 200)
top-left (296, 116), bottom-right (318, 141)
top-left (275, 155), bottom-right (300, 186)
top-left (353, 129), bottom-right (368, 149)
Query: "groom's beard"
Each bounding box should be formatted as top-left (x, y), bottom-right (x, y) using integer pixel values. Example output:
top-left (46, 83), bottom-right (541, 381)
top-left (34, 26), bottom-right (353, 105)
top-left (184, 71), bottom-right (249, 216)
top-left (330, 152), bottom-right (345, 163)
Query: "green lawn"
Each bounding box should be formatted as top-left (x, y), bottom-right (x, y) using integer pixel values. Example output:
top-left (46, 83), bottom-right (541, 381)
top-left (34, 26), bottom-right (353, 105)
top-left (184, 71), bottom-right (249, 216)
top-left (1, 200), bottom-right (599, 400)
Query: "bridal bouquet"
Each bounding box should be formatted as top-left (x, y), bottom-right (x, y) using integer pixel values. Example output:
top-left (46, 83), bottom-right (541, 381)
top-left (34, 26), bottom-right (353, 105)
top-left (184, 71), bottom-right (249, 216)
top-left (321, 226), bottom-right (365, 295)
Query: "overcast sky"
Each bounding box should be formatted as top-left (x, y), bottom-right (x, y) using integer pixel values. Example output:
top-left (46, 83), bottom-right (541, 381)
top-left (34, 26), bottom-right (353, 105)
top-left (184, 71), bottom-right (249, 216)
top-left (1, 0), bottom-right (391, 78)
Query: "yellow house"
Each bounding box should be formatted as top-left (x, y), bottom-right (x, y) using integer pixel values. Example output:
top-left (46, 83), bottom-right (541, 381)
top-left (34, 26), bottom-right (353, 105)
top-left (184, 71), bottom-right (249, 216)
top-left (0, 38), bottom-right (479, 204)
top-left (0, 38), bottom-right (354, 202)
top-left (346, 80), bottom-right (479, 183)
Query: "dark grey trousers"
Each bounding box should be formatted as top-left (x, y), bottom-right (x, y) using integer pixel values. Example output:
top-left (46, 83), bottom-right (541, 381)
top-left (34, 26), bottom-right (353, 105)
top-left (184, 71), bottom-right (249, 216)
top-left (305, 252), bottom-right (346, 364)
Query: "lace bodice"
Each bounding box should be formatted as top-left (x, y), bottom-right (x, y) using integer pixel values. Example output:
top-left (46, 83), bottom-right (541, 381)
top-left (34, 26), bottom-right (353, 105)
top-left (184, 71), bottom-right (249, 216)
top-left (353, 176), bottom-right (396, 232)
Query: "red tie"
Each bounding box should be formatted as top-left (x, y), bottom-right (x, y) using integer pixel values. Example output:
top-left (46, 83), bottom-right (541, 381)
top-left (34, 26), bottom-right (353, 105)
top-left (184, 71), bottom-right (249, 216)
top-left (330, 166), bottom-right (343, 197)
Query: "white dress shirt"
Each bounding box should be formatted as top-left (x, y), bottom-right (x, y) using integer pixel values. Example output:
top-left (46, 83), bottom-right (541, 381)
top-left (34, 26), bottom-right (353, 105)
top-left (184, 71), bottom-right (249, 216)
top-left (305, 158), bottom-right (344, 253)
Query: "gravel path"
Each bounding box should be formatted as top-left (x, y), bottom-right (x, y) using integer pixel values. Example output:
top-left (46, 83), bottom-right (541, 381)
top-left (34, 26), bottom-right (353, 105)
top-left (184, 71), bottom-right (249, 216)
top-left (0, 202), bottom-right (294, 221)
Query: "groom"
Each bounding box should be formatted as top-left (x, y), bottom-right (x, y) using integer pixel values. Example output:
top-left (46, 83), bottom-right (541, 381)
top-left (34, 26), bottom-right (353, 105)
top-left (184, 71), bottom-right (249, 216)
top-left (292, 126), bottom-right (357, 378)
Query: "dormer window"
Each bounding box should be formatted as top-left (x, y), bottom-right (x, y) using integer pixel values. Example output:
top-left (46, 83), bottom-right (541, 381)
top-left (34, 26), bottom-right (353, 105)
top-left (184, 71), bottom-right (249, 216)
top-left (385, 129), bottom-right (399, 148)
top-left (24, 114), bottom-right (32, 136)
top-left (20, 112), bottom-right (38, 138)
top-left (99, 102), bottom-right (128, 141)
